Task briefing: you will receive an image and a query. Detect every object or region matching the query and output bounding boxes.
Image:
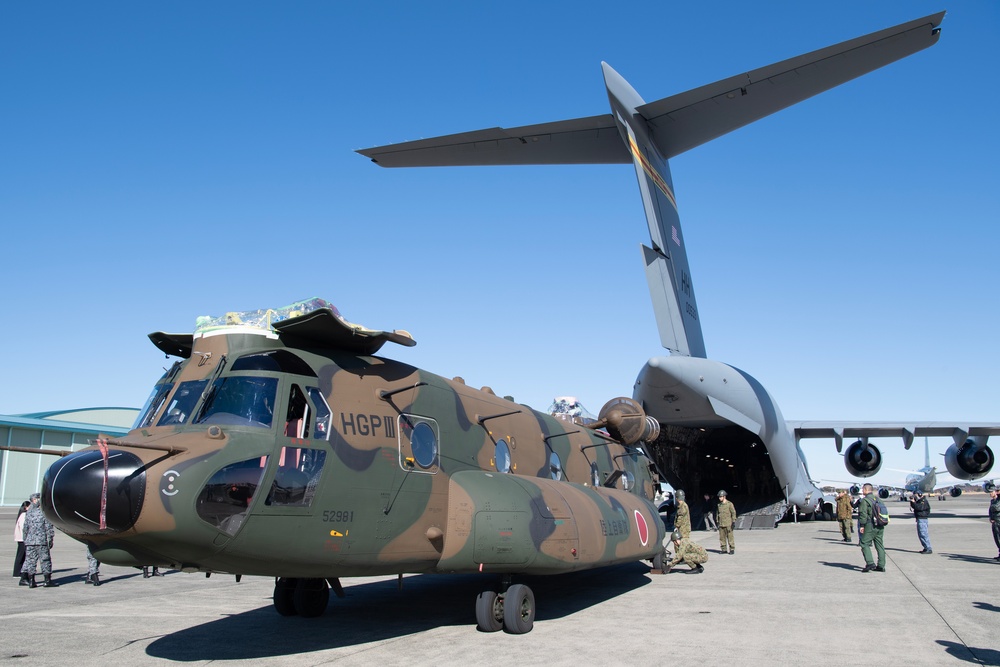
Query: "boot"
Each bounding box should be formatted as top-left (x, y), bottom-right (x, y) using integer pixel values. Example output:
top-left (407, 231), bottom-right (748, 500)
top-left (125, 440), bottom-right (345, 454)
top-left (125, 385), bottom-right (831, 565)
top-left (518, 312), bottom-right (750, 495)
top-left (151, 567), bottom-right (163, 577)
top-left (28, 575), bottom-right (37, 588)
top-left (18, 574), bottom-right (30, 586)
top-left (143, 567), bottom-right (150, 578)
top-left (91, 573), bottom-right (101, 587)
top-left (84, 574), bottom-right (93, 584)
top-left (42, 575), bottom-right (57, 587)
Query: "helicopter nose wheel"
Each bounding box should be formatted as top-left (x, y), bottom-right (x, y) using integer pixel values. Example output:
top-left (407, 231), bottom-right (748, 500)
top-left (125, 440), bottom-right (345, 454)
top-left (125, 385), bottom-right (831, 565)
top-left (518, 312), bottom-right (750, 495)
top-left (475, 582), bottom-right (535, 634)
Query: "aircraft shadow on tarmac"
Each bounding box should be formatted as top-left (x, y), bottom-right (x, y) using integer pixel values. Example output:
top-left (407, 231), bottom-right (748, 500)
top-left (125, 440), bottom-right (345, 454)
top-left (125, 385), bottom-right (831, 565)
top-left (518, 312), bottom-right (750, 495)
top-left (50, 570), bottom-right (148, 586)
top-left (936, 639), bottom-right (1000, 666)
top-left (146, 562), bottom-right (652, 660)
top-left (973, 601), bottom-right (1000, 613)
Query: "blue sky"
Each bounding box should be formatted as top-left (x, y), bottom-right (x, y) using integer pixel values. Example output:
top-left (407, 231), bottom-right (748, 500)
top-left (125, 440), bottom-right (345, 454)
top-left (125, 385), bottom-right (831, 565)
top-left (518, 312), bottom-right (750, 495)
top-left (2, 1), bottom-right (997, 487)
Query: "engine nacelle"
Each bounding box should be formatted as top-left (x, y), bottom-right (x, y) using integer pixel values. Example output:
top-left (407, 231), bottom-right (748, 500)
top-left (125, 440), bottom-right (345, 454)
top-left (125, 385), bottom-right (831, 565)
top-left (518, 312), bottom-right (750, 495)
top-left (944, 438), bottom-right (994, 481)
top-left (597, 397), bottom-right (660, 445)
top-left (844, 440), bottom-right (882, 478)
top-left (950, 487), bottom-right (962, 498)
top-left (878, 487), bottom-right (890, 499)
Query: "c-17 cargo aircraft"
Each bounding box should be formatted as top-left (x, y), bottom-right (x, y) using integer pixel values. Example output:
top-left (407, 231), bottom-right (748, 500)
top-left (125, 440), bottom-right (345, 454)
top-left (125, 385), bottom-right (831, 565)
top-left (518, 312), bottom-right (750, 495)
top-left (357, 10), bottom-right (999, 521)
top-left (20, 11), bottom-right (998, 635)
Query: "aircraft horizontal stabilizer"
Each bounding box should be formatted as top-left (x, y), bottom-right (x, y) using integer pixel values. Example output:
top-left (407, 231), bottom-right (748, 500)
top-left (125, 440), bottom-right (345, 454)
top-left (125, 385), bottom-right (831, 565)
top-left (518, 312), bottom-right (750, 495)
top-left (357, 114), bottom-right (630, 167)
top-left (637, 12), bottom-right (944, 159)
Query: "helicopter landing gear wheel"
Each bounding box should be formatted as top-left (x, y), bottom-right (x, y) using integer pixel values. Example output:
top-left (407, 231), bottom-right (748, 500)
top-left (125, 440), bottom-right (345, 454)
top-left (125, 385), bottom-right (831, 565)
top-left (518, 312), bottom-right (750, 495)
top-left (273, 577), bottom-right (298, 616)
top-left (502, 583), bottom-right (535, 634)
top-left (475, 590), bottom-right (504, 632)
top-left (293, 578), bottom-right (330, 618)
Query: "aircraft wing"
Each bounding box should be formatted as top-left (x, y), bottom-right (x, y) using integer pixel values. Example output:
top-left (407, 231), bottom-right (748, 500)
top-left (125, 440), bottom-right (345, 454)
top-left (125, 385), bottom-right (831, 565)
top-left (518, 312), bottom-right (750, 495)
top-left (358, 12), bottom-right (944, 167)
top-left (789, 422), bottom-right (1000, 452)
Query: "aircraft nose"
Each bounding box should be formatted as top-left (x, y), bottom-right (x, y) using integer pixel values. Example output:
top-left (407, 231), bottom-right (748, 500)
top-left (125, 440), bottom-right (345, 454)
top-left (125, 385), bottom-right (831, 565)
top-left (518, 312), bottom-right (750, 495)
top-left (41, 449), bottom-right (146, 535)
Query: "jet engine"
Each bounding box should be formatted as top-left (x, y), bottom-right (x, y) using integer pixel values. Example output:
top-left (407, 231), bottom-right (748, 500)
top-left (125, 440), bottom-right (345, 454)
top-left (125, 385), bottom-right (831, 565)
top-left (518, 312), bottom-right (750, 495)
top-left (844, 440), bottom-right (882, 478)
top-left (595, 397), bottom-right (660, 445)
top-left (949, 487), bottom-right (962, 498)
top-left (878, 488), bottom-right (890, 499)
top-left (944, 437), bottom-right (994, 481)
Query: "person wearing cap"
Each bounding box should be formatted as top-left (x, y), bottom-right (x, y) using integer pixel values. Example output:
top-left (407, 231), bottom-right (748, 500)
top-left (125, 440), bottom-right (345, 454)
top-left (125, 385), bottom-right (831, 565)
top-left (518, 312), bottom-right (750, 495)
top-left (666, 530), bottom-right (707, 573)
top-left (909, 490), bottom-right (932, 554)
top-left (988, 484), bottom-right (1000, 561)
top-left (20, 493), bottom-right (57, 588)
top-left (717, 490), bottom-right (737, 554)
top-left (674, 490), bottom-right (691, 539)
top-left (836, 489), bottom-right (854, 543)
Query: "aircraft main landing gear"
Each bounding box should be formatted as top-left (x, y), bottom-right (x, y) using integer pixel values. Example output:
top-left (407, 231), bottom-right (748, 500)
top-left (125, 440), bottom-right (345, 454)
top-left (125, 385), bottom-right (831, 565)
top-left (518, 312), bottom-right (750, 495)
top-left (273, 577), bottom-right (331, 618)
top-left (475, 579), bottom-right (536, 634)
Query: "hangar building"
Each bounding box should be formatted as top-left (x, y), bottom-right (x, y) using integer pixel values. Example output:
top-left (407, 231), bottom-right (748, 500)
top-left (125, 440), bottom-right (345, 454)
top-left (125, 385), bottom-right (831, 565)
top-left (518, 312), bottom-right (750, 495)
top-left (0, 407), bottom-right (138, 507)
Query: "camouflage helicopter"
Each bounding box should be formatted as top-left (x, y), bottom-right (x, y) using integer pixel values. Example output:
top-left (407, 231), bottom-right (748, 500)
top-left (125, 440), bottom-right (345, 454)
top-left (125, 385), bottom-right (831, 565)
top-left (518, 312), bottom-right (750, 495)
top-left (40, 298), bottom-right (665, 633)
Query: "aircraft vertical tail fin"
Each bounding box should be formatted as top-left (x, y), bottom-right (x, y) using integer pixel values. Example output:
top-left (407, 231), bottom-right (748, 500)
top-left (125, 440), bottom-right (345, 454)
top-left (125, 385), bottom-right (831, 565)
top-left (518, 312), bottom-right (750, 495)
top-left (603, 63), bottom-right (706, 358)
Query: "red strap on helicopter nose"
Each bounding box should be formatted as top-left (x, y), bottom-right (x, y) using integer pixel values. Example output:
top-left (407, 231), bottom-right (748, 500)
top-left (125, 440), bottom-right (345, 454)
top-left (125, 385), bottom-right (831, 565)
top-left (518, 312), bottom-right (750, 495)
top-left (96, 438), bottom-right (109, 530)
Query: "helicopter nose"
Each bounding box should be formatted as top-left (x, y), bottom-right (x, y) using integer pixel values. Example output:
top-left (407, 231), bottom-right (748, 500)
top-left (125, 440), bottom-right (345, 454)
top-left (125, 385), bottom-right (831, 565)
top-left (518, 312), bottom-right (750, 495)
top-left (41, 449), bottom-right (146, 535)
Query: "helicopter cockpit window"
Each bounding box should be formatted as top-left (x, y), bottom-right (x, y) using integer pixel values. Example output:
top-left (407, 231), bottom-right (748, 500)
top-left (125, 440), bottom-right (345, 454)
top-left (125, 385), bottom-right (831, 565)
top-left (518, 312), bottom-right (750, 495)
top-left (306, 387), bottom-right (331, 441)
top-left (196, 456), bottom-right (269, 535)
top-left (194, 376), bottom-right (278, 429)
top-left (232, 350), bottom-right (316, 377)
top-left (134, 383), bottom-right (174, 430)
top-left (265, 446), bottom-right (326, 507)
top-left (157, 380), bottom-right (209, 427)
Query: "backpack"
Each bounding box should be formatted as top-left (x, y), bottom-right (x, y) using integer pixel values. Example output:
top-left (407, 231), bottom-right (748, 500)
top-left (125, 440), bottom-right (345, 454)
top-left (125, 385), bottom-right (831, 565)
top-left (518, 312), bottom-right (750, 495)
top-left (870, 497), bottom-right (890, 528)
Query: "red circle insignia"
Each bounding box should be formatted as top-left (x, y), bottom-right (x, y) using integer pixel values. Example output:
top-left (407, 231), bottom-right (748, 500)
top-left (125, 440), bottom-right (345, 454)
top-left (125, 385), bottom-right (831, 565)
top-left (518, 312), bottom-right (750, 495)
top-left (634, 510), bottom-right (649, 546)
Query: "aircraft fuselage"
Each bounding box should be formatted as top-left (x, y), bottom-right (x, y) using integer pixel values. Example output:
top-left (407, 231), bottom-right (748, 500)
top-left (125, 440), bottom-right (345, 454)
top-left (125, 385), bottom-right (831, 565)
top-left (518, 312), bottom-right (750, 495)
top-left (41, 325), bottom-right (664, 580)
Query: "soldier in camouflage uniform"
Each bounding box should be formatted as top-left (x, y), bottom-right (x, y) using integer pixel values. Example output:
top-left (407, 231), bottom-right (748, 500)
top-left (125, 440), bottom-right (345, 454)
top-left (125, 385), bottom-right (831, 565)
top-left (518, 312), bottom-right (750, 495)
top-left (667, 530), bottom-right (707, 573)
top-left (836, 489), bottom-right (854, 542)
top-left (674, 490), bottom-right (691, 538)
top-left (717, 490), bottom-right (737, 554)
top-left (85, 547), bottom-right (101, 586)
top-left (20, 493), bottom-right (57, 588)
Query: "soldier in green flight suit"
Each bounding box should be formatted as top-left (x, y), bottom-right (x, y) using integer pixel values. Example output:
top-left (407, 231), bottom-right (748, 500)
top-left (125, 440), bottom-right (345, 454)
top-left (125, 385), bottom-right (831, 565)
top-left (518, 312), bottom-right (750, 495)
top-left (666, 530), bottom-right (707, 573)
top-left (674, 490), bottom-right (691, 538)
top-left (858, 483), bottom-right (886, 572)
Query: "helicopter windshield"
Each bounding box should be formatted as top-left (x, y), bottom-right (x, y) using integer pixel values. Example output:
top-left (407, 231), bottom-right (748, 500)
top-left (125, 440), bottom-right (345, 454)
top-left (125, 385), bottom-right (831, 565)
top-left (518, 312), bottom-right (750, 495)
top-left (194, 376), bottom-right (278, 429)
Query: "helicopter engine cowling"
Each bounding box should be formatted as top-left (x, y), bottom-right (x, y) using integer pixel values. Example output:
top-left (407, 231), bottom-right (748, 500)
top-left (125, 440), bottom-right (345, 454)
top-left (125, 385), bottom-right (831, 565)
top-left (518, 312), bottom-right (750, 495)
top-left (597, 397), bottom-right (660, 445)
top-left (844, 440), bottom-right (882, 478)
top-left (944, 438), bottom-right (994, 481)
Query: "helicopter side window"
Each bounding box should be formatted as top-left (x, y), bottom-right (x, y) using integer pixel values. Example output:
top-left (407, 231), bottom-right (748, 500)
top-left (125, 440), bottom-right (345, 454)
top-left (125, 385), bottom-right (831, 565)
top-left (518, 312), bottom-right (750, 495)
top-left (194, 376), bottom-right (278, 428)
top-left (265, 446), bottom-right (327, 507)
top-left (306, 387), bottom-right (331, 441)
top-left (284, 384), bottom-right (310, 438)
top-left (157, 380), bottom-right (209, 427)
top-left (196, 456), bottom-right (269, 535)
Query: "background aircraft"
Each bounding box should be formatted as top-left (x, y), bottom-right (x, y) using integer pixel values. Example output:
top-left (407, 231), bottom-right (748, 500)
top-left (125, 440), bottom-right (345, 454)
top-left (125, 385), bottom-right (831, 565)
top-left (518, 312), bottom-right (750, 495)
top-left (358, 12), bottom-right (999, 521)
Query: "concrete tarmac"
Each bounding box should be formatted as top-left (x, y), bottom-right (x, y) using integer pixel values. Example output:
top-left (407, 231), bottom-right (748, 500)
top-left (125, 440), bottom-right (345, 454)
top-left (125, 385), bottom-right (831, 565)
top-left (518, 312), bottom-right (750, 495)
top-left (2, 495), bottom-right (999, 666)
